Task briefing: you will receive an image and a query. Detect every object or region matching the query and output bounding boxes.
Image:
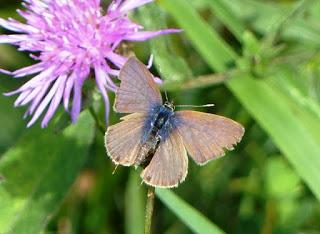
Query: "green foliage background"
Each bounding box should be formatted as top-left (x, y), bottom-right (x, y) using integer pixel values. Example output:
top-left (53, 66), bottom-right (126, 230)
top-left (1, 0), bottom-right (320, 233)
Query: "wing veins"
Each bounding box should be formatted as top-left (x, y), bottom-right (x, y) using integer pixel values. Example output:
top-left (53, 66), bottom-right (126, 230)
top-left (127, 63), bottom-right (159, 96)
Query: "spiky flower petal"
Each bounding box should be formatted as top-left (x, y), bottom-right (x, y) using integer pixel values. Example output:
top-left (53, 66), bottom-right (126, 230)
top-left (0, 0), bottom-right (180, 127)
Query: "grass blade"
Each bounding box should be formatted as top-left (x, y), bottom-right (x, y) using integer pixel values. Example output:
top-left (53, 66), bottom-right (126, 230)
top-left (204, 0), bottom-right (245, 41)
top-left (160, 0), bottom-right (237, 72)
top-left (228, 74), bottom-right (320, 200)
top-left (156, 189), bottom-right (225, 234)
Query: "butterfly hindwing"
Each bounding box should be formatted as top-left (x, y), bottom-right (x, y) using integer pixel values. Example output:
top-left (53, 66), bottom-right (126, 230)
top-left (114, 57), bottom-right (162, 113)
top-left (174, 110), bottom-right (244, 165)
top-left (107, 57), bottom-right (245, 187)
top-left (141, 129), bottom-right (188, 188)
top-left (105, 113), bottom-right (146, 166)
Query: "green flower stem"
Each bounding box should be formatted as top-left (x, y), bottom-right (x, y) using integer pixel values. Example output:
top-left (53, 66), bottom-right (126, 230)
top-left (144, 186), bottom-right (155, 234)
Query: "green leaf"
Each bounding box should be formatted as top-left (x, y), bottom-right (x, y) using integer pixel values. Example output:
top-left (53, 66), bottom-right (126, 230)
top-left (0, 111), bottom-right (95, 233)
top-left (125, 171), bottom-right (145, 234)
top-left (160, 0), bottom-right (320, 201)
top-left (156, 189), bottom-right (225, 234)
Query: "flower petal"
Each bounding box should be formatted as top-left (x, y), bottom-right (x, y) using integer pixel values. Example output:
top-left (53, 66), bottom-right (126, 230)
top-left (106, 51), bottom-right (127, 68)
top-left (70, 80), bottom-right (83, 123)
top-left (70, 64), bottom-right (90, 123)
top-left (27, 77), bottom-right (63, 127)
top-left (94, 64), bottom-right (111, 123)
top-left (108, 0), bottom-right (122, 12)
top-left (119, 0), bottom-right (153, 13)
top-left (63, 72), bottom-right (76, 111)
top-left (27, 81), bottom-right (52, 116)
top-left (0, 68), bottom-right (11, 75)
top-left (147, 54), bottom-right (154, 69)
top-left (0, 34), bottom-right (31, 43)
top-left (0, 18), bottom-right (37, 33)
top-left (95, 62), bottom-right (117, 91)
top-left (14, 65), bottom-right (57, 93)
top-left (41, 75), bottom-right (67, 127)
top-left (124, 29), bottom-right (182, 41)
top-left (14, 89), bottom-right (33, 106)
top-left (12, 62), bottom-right (44, 77)
top-left (20, 85), bottom-right (44, 106)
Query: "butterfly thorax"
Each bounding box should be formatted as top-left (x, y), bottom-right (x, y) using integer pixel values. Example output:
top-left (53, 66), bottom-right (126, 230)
top-left (135, 104), bottom-right (174, 167)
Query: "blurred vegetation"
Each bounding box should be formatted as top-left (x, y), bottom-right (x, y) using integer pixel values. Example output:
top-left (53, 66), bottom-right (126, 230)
top-left (1, 0), bottom-right (320, 233)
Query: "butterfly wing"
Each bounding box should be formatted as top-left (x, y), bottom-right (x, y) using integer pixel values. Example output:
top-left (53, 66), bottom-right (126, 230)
top-left (105, 113), bottom-right (146, 166)
top-left (141, 129), bottom-right (188, 188)
top-left (174, 110), bottom-right (244, 165)
top-left (115, 57), bottom-right (163, 113)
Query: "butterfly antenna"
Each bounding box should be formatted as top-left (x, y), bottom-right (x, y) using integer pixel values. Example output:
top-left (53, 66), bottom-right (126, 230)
top-left (175, 104), bottom-right (215, 108)
top-left (112, 165), bottom-right (119, 175)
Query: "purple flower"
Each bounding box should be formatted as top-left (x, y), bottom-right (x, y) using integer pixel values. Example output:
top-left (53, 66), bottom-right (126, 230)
top-left (0, 0), bottom-right (180, 128)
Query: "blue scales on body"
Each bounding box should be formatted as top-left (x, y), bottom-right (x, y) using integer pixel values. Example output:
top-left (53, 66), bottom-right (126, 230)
top-left (136, 102), bottom-right (175, 167)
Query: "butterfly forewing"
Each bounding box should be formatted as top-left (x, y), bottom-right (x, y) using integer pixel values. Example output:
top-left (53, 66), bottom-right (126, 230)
top-left (106, 56), bottom-right (245, 188)
top-left (115, 57), bottom-right (162, 113)
top-left (105, 113), bottom-right (146, 166)
top-left (141, 129), bottom-right (188, 188)
top-left (174, 111), bottom-right (244, 165)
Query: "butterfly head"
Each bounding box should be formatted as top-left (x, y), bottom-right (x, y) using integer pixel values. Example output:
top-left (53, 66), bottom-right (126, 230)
top-left (164, 101), bottom-right (175, 111)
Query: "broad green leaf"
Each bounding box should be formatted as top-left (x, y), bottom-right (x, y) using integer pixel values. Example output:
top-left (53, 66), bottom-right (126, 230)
top-left (160, 0), bottom-right (320, 201)
top-left (125, 171), bottom-right (145, 234)
top-left (268, 73), bottom-right (320, 141)
top-left (0, 111), bottom-right (95, 233)
top-left (156, 189), bottom-right (225, 234)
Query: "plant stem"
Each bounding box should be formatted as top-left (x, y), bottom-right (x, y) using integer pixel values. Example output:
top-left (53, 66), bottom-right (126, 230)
top-left (161, 69), bottom-right (240, 92)
top-left (144, 186), bottom-right (155, 234)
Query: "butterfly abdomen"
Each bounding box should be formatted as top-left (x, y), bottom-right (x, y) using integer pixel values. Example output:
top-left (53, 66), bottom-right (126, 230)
top-left (135, 105), bottom-right (174, 167)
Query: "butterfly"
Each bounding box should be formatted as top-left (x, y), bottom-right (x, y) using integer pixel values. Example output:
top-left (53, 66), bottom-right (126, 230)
top-left (105, 57), bottom-right (244, 188)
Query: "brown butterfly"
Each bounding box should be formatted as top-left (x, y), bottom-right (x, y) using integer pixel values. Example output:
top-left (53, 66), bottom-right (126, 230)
top-left (105, 57), bottom-right (244, 188)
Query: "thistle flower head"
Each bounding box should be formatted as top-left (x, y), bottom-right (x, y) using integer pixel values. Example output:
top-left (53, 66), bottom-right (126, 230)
top-left (0, 0), bottom-right (179, 127)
